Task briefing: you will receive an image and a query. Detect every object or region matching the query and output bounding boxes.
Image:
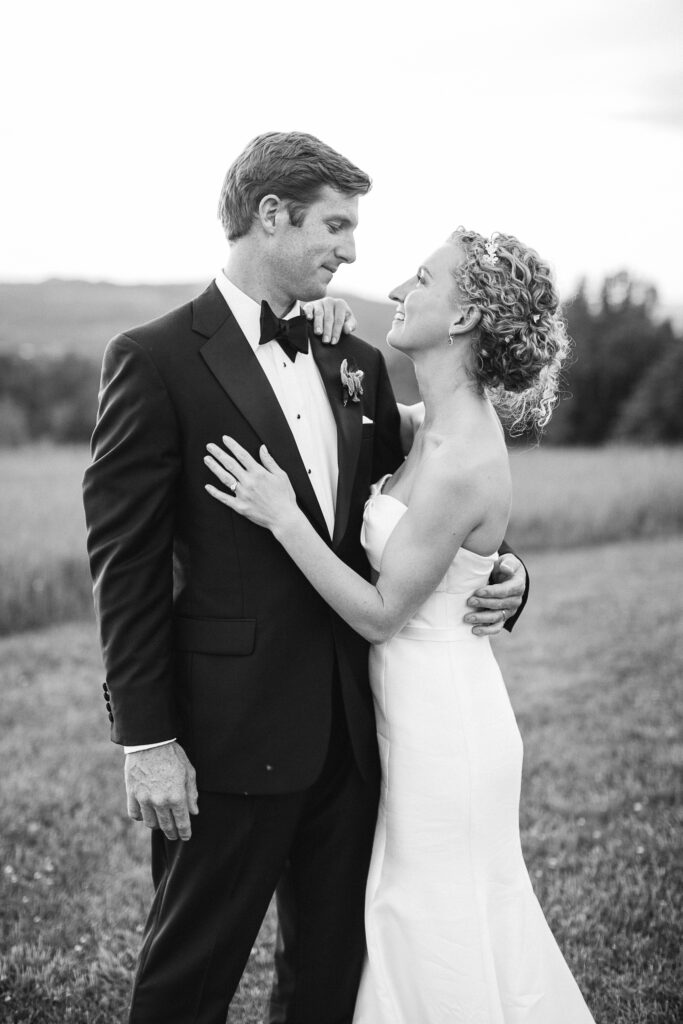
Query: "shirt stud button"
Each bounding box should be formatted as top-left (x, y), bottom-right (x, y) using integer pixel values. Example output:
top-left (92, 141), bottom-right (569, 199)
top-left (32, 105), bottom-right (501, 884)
top-left (265, 764), bottom-right (274, 772)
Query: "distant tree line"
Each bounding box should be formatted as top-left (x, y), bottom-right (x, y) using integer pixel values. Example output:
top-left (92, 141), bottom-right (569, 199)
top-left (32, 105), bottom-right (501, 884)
top-left (0, 352), bottom-right (99, 446)
top-left (544, 271), bottom-right (683, 444)
top-left (0, 270), bottom-right (681, 446)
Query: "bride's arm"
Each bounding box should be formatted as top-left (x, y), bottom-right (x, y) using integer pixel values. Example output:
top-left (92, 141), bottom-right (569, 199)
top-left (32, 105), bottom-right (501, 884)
top-left (205, 438), bottom-right (483, 645)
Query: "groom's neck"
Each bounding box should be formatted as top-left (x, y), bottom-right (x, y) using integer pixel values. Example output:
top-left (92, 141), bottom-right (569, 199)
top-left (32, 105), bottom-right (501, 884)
top-left (223, 242), bottom-right (293, 318)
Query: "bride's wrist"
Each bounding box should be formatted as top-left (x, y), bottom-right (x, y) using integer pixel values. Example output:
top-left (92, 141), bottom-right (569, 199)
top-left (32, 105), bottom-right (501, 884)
top-left (272, 504), bottom-right (303, 544)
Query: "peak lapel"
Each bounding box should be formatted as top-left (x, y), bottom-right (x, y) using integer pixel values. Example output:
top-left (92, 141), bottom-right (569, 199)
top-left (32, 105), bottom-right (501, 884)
top-left (198, 304), bottom-right (328, 539)
top-left (310, 334), bottom-right (362, 548)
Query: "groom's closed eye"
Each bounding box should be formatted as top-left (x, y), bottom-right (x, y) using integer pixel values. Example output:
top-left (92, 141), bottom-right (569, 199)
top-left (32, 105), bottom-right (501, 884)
top-left (326, 217), bottom-right (356, 235)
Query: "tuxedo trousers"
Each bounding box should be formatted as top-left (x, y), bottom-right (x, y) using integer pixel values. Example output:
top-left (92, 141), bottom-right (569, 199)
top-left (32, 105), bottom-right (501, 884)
top-left (127, 677), bottom-right (380, 1024)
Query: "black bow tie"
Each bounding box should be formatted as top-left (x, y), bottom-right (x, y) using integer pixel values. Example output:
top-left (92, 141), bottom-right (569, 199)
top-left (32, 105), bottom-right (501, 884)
top-left (259, 301), bottom-right (309, 362)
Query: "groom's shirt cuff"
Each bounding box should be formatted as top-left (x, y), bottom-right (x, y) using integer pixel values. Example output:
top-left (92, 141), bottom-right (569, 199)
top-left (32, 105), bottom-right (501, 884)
top-left (124, 738), bottom-right (176, 754)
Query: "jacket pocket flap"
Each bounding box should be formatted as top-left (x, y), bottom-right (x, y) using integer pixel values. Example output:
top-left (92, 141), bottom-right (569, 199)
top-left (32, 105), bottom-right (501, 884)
top-left (174, 617), bottom-right (256, 655)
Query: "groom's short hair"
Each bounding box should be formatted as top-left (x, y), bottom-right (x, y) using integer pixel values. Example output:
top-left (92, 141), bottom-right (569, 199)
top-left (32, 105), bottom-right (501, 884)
top-left (218, 131), bottom-right (371, 241)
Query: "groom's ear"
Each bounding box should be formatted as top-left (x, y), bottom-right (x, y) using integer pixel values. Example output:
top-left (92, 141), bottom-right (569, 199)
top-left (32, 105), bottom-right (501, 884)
top-left (449, 303), bottom-right (481, 337)
top-left (257, 194), bottom-right (282, 235)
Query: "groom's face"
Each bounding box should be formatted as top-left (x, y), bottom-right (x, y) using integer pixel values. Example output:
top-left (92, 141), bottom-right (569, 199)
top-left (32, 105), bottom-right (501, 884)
top-left (271, 186), bottom-right (359, 303)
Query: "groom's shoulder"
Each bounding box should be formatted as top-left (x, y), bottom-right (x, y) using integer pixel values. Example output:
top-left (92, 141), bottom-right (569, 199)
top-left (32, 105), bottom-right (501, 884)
top-left (108, 282), bottom-right (228, 370)
top-left (121, 283), bottom-right (215, 353)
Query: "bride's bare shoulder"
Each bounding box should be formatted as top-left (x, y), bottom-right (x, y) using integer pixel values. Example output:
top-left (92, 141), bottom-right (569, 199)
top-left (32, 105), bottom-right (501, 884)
top-left (435, 419), bottom-right (508, 475)
top-left (419, 429), bottom-right (510, 506)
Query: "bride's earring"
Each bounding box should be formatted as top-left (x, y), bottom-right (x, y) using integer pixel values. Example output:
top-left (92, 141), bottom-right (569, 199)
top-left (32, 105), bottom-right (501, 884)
top-left (447, 332), bottom-right (455, 346)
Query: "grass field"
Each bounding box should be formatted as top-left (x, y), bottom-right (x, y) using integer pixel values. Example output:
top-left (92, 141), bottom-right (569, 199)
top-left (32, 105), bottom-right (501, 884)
top-left (0, 447), bottom-right (92, 635)
top-left (507, 444), bottom-right (683, 549)
top-left (1, 537), bottom-right (681, 1023)
top-left (1, 443), bottom-right (682, 634)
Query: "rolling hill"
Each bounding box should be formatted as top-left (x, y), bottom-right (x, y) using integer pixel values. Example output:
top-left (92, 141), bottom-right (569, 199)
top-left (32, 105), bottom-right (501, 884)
top-left (0, 280), bottom-right (420, 402)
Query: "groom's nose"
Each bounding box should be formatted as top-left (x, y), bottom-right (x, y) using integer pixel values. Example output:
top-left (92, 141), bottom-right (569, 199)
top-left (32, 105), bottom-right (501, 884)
top-left (335, 232), bottom-right (357, 265)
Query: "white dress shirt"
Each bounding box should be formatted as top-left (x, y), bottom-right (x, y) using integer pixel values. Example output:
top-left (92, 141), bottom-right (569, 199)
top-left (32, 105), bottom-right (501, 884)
top-left (213, 271), bottom-right (339, 533)
top-left (124, 272), bottom-right (339, 754)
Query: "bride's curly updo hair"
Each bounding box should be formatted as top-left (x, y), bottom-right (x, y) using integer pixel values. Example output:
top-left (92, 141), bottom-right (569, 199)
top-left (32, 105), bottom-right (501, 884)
top-left (449, 227), bottom-right (571, 433)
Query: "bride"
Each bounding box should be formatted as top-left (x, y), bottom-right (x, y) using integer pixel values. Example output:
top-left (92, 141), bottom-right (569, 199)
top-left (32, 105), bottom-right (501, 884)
top-left (204, 227), bottom-right (595, 1023)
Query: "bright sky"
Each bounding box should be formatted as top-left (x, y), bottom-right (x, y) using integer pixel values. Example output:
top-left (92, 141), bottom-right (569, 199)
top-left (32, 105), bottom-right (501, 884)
top-left (3, 0), bottom-right (682, 308)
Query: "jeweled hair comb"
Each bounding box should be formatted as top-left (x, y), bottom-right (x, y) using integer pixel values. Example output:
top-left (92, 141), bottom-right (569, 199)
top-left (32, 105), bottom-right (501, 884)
top-left (482, 237), bottom-right (499, 266)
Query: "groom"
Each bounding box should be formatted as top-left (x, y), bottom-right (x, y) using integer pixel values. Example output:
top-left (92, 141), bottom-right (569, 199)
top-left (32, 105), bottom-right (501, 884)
top-left (83, 131), bottom-right (528, 1024)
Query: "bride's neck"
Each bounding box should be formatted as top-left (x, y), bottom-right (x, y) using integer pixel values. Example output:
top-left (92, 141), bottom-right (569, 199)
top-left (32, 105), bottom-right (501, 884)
top-left (413, 349), bottom-right (481, 434)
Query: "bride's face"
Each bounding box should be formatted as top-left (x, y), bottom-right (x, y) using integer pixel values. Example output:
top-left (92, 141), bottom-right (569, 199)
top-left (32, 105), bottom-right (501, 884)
top-left (386, 242), bottom-right (464, 353)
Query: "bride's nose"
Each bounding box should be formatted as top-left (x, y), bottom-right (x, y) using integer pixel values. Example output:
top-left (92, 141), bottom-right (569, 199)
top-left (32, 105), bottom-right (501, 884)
top-left (388, 276), bottom-right (415, 302)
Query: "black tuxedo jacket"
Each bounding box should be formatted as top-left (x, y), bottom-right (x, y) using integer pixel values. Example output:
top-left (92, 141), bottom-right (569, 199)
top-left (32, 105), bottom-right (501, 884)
top-left (83, 281), bottom-right (528, 795)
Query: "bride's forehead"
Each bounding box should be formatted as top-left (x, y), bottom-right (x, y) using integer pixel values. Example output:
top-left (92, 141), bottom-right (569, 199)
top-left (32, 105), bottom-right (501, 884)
top-left (423, 243), bottom-right (463, 276)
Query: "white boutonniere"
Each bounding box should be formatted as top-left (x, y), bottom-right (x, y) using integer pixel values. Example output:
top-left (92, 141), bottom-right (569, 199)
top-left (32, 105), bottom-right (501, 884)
top-left (340, 357), bottom-right (364, 406)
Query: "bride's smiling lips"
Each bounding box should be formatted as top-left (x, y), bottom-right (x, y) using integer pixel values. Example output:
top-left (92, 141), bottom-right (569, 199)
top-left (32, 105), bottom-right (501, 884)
top-left (392, 307), bottom-right (405, 323)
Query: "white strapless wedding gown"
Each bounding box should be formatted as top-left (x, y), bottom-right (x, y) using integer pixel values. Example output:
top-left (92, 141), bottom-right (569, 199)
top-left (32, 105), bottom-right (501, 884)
top-left (353, 475), bottom-right (594, 1024)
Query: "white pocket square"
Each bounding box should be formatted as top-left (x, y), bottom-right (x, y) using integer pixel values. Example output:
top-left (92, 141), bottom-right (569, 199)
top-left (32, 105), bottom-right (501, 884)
top-left (362, 416), bottom-right (374, 425)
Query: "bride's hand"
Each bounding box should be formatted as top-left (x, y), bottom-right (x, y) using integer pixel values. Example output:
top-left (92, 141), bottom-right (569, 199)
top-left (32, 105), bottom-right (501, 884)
top-left (204, 437), bottom-right (298, 534)
top-left (303, 297), bottom-right (357, 345)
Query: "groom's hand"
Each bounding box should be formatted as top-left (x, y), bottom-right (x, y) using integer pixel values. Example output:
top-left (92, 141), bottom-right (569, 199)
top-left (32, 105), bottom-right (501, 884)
top-left (464, 555), bottom-right (526, 636)
top-left (125, 742), bottom-right (199, 841)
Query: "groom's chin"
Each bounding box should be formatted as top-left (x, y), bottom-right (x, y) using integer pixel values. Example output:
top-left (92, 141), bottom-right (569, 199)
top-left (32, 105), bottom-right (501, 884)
top-left (299, 283), bottom-right (328, 302)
